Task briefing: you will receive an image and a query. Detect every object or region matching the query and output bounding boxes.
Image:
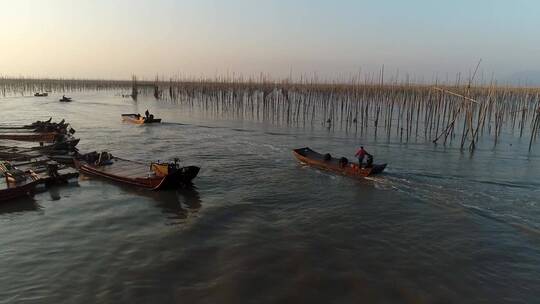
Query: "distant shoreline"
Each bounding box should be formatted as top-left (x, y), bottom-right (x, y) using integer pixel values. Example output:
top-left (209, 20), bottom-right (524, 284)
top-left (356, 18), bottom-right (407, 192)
top-left (1, 76), bottom-right (540, 91)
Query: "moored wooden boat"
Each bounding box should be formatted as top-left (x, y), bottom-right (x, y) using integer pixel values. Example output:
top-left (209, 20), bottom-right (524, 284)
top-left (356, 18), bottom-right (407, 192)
top-left (0, 162), bottom-right (40, 202)
top-left (34, 92), bottom-right (48, 97)
top-left (0, 119), bottom-right (72, 134)
top-left (47, 137), bottom-right (80, 151)
top-left (14, 160), bottom-right (79, 185)
top-left (293, 147), bottom-right (387, 178)
top-left (75, 152), bottom-right (199, 190)
top-left (121, 114), bottom-right (162, 124)
top-left (0, 137), bottom-right (80, 154)
top-left (0, 179), bottom-right (37, 202)
top-left (0, 132), bottom-right (58, 142)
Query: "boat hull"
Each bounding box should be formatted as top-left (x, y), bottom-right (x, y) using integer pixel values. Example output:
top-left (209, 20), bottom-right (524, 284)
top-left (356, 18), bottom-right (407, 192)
top-left (293, 147), bottom-right (386, 178)
top-left (121, 114), bottom-right (162, 124)
top-left (0, 132), bottom-right (57, 143)
top-left (0, 181), bottom-right (36, 202)
top-left (75, 158), bottom-right (199, 190)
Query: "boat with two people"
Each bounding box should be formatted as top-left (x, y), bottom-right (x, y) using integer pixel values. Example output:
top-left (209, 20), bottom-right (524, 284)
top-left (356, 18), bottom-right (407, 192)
top-left (75, 151), bottom-right (199, 190)
top-left (293, 147), bottom-right (387, 178)
top-left (59, 96), bottom-right (72, 102)
top-left (121, 109), bottom-right (162, 124)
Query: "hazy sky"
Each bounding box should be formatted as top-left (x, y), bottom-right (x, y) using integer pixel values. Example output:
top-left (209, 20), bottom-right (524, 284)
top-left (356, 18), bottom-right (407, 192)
top-left (0, 0), bottom-right (538, 81)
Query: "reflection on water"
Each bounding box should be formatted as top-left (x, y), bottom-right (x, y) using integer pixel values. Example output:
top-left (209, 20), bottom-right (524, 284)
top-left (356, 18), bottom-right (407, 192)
top-left (0, 92), bottom-right (539, 303)
top-left (106, 182), bottom-right (202, 225)
top-left (149, 187), bottom-right (202, 224)
top-left (178, 186), bottom-right (202, 209)
top-left (0, 197), bottom-right (40, 215)
top-left (46, 186), bottom-right (62, 201)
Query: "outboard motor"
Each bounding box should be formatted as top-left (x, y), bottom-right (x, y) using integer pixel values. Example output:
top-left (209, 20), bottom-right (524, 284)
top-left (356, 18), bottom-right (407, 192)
top-left (366, 155), bottom-right (374, 168)
top-left (168, 162), bottom-right (178, 174)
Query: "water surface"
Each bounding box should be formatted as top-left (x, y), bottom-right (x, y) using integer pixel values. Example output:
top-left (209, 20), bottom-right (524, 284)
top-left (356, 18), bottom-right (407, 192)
top-left (1, 92), bottom-right (539, 303)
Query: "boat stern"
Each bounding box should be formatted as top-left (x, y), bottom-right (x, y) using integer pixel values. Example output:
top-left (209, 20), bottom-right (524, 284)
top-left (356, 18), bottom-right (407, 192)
top-left (156, 165), bottom-right (200, 189)
top-left (368, 163), bottom-right (387, 175)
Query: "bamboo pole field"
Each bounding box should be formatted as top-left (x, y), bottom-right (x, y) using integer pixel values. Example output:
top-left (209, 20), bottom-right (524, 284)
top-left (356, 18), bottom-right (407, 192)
top-left (1, 76), bottom-right (540, 151)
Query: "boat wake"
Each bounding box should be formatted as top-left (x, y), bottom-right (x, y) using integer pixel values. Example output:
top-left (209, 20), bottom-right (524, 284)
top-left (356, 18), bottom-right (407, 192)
top-left (369, 171), bottom-right (540, 237)
top-left (162, 122), bottom-right (191, 126)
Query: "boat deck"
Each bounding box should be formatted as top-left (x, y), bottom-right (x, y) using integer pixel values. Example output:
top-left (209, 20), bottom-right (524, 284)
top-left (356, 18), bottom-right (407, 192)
top-left (85, 158), bottom-right (156, 179)
top-left (293, 147), bottom-right (387, 178)
top-left (98, 159), bottom-right (153, 178)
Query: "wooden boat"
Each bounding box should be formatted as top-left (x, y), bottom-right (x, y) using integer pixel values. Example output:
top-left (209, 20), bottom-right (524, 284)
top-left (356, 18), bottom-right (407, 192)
top-left (0, 148), bottom-right (44, 161)
top-left (0, 178), bottom-right (37, 202)
top-left (59, 97), bottom-right (72, 102)
top-left (34, 92), bottom-right (48, 97)
top-left (0, 137), bottom-right (80, 155)
top-left (0, 120), bottom-right (73, 139)
top-left (48, 155), bottom-right (76, 165)
top-left (121, 114), bottom-right (162, 124)
top-left (0, 162), bottom-right (40, 202)
top-left (0, 132), bottom-right (58, 142)
top-left (75, 152), bottom-right (199, 190)
top-left (293, 147), bottom-right (387, 178)
top-left (14, 160), bottom-right (79, 185)
top-left (0, 118), bottom-right (66, 132)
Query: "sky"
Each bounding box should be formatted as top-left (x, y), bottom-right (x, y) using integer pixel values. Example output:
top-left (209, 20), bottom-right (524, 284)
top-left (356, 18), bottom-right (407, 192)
top-left (0, 0), bottom-right (539, 82)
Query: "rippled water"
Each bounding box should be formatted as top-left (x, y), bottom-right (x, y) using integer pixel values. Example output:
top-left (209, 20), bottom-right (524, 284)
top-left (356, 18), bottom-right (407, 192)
top-left (1, 91), bottom-right (540, 303)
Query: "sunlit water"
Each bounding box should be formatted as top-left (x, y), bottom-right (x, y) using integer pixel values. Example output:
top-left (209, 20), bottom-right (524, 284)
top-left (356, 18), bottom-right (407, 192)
top-left (1, 91), bottom-right (539, 303)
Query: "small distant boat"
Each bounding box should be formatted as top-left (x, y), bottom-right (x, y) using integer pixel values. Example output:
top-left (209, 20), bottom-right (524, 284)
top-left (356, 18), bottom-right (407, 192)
top-left (75, 152), bottom-right (199, 190)
top-left (34, 92), bottom-right (48, 97)
top-left (59, 96), bottom-right (72, 102)
top-left (121, 114), bottom-right (162, 124)
top-left (0, 162), bottom-right (40, 202)
top-left (293, 147), bottom-right (387, 178)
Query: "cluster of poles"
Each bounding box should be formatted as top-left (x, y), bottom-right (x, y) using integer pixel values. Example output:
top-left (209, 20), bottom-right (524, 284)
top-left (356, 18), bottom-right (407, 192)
top-left (0, 77), bottom-right (132, 96)
top-left (2, 76), bottom-right (540, 151)
top-left (150, 79), bottom-right (540, 152)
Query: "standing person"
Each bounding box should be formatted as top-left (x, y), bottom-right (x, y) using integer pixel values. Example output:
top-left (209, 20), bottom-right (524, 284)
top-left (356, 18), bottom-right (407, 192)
top-left (145, 109), bottom-right (150, 118)
top-left (355, 146), bottom-right (368, 167)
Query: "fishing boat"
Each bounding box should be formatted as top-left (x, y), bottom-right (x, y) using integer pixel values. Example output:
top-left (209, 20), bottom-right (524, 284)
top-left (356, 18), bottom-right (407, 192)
top-left (0, 162), bottom-right (40, 202)
top-left (75, 152), bottom-right (199, 190)
top-left (0, 148), bottom-right (42, 161)
top-left (14, 160), bottom-right (79, 185)
top-left (121, 114), bottom-right (162, 124)
top-left (0, 137), bottom-right (80, 155)
top-left (34, 92), bottom-right (48, 97)
top-left (0, 118), bottom-right (55, 130)
top-left (0, 132), bottom-right (58, 142)
top-left (293, 147), bottom-right (387, 178)
top-left (59, 96), bottom-right (72, 102)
